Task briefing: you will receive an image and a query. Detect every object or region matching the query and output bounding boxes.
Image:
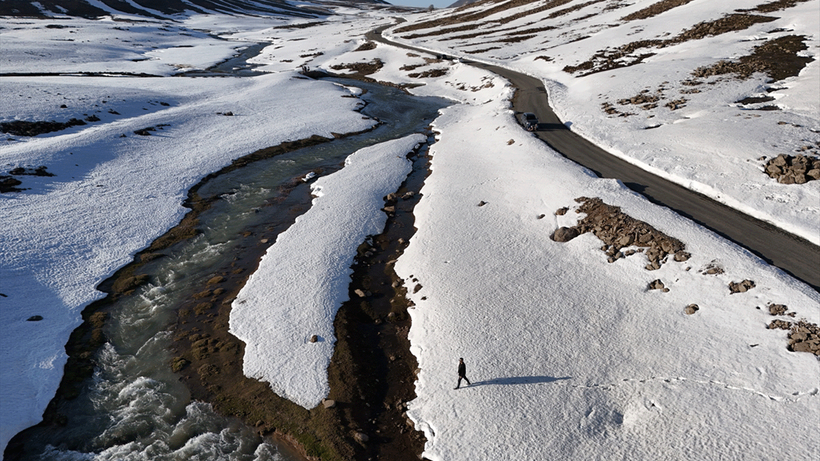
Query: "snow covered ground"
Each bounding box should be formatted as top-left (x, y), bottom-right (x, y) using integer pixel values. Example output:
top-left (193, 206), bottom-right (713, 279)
top-left (229, 134), bottom-right (426, 409)
top-left (2, 1), bottom-right (819, 459)
top-left (0, 11), bottom-right (378, 452)
top-left (394, 84), bottom-right (820, 460)
top-left (384, 0), bottom-right (820, 245)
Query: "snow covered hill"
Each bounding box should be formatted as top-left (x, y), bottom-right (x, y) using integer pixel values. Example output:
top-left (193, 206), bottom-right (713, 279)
top-left (387, 0), bottom-right (820, 245)
top-left (0, 0), bottom-right (388, 19)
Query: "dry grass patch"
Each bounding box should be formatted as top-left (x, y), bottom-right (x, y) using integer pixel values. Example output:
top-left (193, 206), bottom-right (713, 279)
top-left (692, 35), bottom-right (813, 82)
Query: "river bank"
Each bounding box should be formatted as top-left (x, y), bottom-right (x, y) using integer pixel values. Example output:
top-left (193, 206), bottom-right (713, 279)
top-left (4, 73), bottom-right (443, 460)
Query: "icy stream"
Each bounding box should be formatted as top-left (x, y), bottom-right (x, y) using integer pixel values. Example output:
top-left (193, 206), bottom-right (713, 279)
top-left (10, 78), bottom-right (449, 460)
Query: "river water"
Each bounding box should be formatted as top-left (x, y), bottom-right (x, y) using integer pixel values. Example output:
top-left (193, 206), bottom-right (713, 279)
top-left (11, 76), bottom-right (449, 460)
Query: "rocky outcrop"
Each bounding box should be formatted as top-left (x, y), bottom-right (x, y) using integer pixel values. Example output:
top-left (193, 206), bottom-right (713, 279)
top-left (763, 154), bottom-right (820, 184)
top-left (550, 197), bottom-right (689, 270)
top-left (729, 279), bottom-right (755, 294)
top-left (788, 321), bottom-right (820, 356)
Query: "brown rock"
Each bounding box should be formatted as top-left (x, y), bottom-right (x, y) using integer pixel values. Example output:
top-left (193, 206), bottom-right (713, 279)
top-left (768, 303), bottom-right (788, 316)
top-left (648, 279), bottom-right (666, 290)
top-left (768, 319), bottom-right (791, 330)
top-left (674, 251), bottom-right (691, 262)
top-left (729, 279), bottom-right (755, 294)
top-left (551, 226), bottom-right (580, 242)
top-left (618, 235), bottom-right (633, 247)
top-left (684, 304), bottom-right (699, 315)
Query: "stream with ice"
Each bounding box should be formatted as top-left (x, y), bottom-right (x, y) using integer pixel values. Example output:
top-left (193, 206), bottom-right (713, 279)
top-left (8, 76), bottom-right (449, 460)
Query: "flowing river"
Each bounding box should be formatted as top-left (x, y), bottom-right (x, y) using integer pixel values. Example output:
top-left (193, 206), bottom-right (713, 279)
top-left (9, 76), bottom-right (449, 460)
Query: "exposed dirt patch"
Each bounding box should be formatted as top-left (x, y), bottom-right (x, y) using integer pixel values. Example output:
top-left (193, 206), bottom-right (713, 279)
top-left (408, 68), bottom-right (449, 78)
top-left (353, 41), bottom-right (377, 52)
top-left (565, 14), bottom-right (781, 76)
top-left (1, 118), bottom-right (88, 136)
top-left (621, 0), bottom-right (696, 21)
top-left (547, 0), bottom-right (605, 19)
top-left (330, 59), bottom-right (384, 76)
top-left (692, 35), bottom-right (813, 82)
top-left (396, 0), bottom-right (573, 36)
top-left (618, 91), bottom-right (661, 110)
top-left (550, 197), bottom-right (689, 270)
top-left (1, 166), bottom-right (57, 193)
top-left (464, 46), bottom-right (502, 54)
top-left (0, 176), bottom-right (24, 193)
top-left (745, 0), bottom-right (813, 13)
top-left (273, 21), bottom-right (326, 30)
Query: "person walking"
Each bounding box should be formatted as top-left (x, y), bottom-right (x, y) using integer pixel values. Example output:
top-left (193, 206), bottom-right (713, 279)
top-left (454, 358), bottom-right (471, 389)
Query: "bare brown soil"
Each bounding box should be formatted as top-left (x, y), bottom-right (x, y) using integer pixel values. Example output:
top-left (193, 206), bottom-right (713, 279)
top-left (1, 118), bottom-right (89, 136)
top-left (564, 13), bottom-right (779, 75)
top-left (408, 68), bottom-right (449, 78)
top-left (353, 41), bottom-right (377, 52)
top-left (692, 35), bottom-right (813, 82)
top-left (621, 0), bottom-right (695, 22)
top-left (395, 0), bottom-right (573, 35)
top-left (330, 59), bottom-right (385, 77)
top-left (745, 0), bottom-right (813, 13)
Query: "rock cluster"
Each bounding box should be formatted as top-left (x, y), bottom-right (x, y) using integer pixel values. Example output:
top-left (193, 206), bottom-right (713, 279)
top-left (550, 197), bottom-right (689, 270)
top-left (763, 154), bottom-right (820, 184)
top-left (330, 58), bottom-right (384, 76)
top-left (353, 41), bottom-right (377, 52)
top-left (0, 176), bottom-right (23, 193)
top-left (618, 92), bottom-right (659, 108)
top-left (767, 303), bottom-right (794, 317)
top-left (788, 321), bottom-right (820, 356)
top-left (729, 279), bottom-right (755, 294)
top-left (0, 118), bottom-right (87, 136)
top-left (648, 279), bottom-right (669, 292)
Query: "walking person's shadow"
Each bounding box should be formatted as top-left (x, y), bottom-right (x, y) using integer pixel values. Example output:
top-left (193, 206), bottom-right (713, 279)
top-left (468, 376), bottom-right (571, 387)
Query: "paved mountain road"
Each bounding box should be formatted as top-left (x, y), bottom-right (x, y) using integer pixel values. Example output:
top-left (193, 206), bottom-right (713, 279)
top-left (366, 27), bottom-right (820, 292)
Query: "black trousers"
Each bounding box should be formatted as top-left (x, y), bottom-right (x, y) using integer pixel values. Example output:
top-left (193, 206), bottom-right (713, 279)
top-left (456, 375), bottom-right (471, 388)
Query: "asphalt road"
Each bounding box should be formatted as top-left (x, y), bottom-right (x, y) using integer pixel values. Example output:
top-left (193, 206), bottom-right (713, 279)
top-left (366, 27), bottom-right (820, 292)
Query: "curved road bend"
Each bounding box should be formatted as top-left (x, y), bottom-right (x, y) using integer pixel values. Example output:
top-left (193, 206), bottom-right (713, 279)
top-left (366, 27), bottom-right (820, 292)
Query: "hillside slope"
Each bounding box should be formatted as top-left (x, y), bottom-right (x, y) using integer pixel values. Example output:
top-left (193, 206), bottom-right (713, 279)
top-left (388, 0), bottom-right (820, 244)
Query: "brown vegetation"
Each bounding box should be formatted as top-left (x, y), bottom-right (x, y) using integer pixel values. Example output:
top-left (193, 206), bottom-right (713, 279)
top-left (692, 35), bottom-right (813, 82)
top-left (621, 0), bottom-right (695, 21)
top-left (330, 59), bottom-right (384, 76)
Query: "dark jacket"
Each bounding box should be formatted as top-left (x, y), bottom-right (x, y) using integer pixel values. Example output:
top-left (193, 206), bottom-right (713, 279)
top-left (458, 362), bottom-right (466, 377)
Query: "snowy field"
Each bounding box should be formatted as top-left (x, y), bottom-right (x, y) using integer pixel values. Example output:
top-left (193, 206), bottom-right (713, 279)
top-left (2, 1), bottom-right (819, 459)
top-left (385, 0), bottom-right (820, 245)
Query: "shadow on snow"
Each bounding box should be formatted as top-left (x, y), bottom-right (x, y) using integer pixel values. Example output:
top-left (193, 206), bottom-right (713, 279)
top-left (467, 376), bottom-right (572, 387)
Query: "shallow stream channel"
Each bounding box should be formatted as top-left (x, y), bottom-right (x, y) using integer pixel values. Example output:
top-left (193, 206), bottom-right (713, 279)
top-left (7, 73), bottom-right (450, 460)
